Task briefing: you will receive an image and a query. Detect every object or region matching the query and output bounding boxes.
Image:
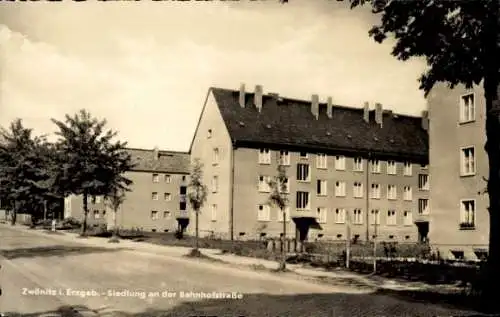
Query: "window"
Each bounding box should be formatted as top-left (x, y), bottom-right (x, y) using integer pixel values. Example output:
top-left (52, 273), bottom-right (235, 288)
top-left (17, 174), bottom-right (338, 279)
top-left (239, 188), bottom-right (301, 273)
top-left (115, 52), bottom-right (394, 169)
top-left (403, 186), bottom-right (412, 201)
top-left (335, 155), bottom-right (346, 170)
top-left (353, 209), bottom-right (363, 224)
top-left (316, 153), bottom-right (328, 169)
top-left (297, 164), bottom-right (310, 182)
top-left (213, 148), bottom-right (219, 165)
top-left (299, 152), bottom-right (308, 159)
top-left (418, 174), bottom-right (429, 190)
top-left (93, 210), bottom-right (100, 219)
top-left (317, 207), bottom-right (327, 224)
top-left (353, 157), bottom-right (363, 172)
top-left (404, 162), bottom-right (412, 176)
top-left (279, 150), bottom-right (290, 166)
top-left (353, 182), bottom-right (363, 198)
top-left (163, 211), bottom-right (171, 218)
top-left (207, 129), bottom-right (213, 138)
top-left (460, 146), bottom-right (476, 176)
top-left (182, 175), bottom-right (186, 182)
top-left (387, 161), bottom-right (397, 175)
top-left (296, 191), bottom-right (310, 210)
top-left (278, 206), bottom-right (291, 222)
top-left (421, 164), bottom-right (428, 170)
top-left (387, 185), bottom-right (397, 200)
top-left (370, 183), bottom-right (381, 199)
top-left (403, 211), bottom-right (413, 226)
top-left (279, 177), bottom-right (290, 193)
top-left (152, 192), bottom-right (159, 200)
top-left (164, 174), bottom-right (171, 183)
top-left (317, 180), bottom-right (328, 196)
top-left (460, 200), bottom-right (476, 228)
top-left (180, 186), bottom-right (187, 195)
top-left (180, 201), bottom-right (187, 210)
top-left (418, 199), bottom-right (429, 215)
top-left (371, 209), bottom-right (380, 225)
top-left (152, 174), bottom-right (159, 183)
top-left (460, 93), bottom-right (475, 123)
top-left (164, 193), bottom-right (172, 201)
top-left (335, 208), bottom-right (346, 224)
top-left (151, 210), bottom-right (159, 220)
top-left (95, 196), bottom-right (102, 204)
top-left (387, 210), bottom-right (397, 225)
top-left (212, 176), bottom-right (219, 193)
top-left (211, 204), bottom-right (217, 221)
top-left (257, 204), bottom-right (271, 221)
top-left (258, 148), bottom-right (271, 164)
top-left (258, 176), bottom-right (271, 192)
top-left (335, 181), bottom-right (346, 197)
top-left (370, 159), bottom-right (381, 173)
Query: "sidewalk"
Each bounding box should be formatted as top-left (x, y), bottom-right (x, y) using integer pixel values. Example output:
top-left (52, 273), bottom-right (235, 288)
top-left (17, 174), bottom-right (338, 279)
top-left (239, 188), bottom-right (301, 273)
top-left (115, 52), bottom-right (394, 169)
top-left (1, 223), bottom-right (463, 293)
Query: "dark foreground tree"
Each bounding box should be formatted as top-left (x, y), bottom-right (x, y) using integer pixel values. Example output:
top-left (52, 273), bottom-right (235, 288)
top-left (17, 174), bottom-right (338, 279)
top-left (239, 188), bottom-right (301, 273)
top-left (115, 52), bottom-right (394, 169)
top-left (51, 109), bottom-right (134, 236)
top-left (187, 158), bottom-right (208, 254)
top-left (105, 187), bottom-right (127, 243)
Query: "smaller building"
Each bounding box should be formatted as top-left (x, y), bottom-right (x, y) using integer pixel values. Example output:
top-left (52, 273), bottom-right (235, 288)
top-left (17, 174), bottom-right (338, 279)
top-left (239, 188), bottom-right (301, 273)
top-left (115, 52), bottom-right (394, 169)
top-left (64, 148), bottom-right (191, 233)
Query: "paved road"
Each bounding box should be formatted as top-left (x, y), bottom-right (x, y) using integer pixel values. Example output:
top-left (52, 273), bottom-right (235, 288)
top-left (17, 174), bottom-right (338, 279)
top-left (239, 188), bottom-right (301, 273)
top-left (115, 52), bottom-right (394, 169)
top-left (0, 225), bottom-right (481, 317)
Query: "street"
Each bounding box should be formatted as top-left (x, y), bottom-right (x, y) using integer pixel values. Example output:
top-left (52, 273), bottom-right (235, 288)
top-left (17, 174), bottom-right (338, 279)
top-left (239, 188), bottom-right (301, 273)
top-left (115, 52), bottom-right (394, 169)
top-left (0, 225), bottom-right (480, 317)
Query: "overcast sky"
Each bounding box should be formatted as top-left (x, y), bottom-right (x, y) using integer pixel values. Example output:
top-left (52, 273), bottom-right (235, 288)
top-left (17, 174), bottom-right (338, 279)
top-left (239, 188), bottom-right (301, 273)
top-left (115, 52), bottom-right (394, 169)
top-left (0, 0), bottom-right (427, 152)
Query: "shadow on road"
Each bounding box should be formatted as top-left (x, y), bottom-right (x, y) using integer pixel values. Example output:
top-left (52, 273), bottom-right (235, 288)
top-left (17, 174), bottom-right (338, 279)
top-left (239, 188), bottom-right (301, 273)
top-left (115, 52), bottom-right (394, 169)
top-left (1, 291), bottom-right (488, 317)
top-left (0, 245), bottom-right (124, 260)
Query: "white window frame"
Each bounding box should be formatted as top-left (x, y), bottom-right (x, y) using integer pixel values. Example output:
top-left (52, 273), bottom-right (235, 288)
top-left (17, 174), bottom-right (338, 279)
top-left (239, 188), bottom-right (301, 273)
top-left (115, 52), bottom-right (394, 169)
top-left (418, 174), bottom-right (430, 191)
top-left (297, 163), bottom-right (310, 182)
top-left (151, 210), bottom-right (159, 220)
top-left (258, 148), bottom-right (271, 164)
top-left (387, 185), bottom-right (397, 200)
top-left (278, 206), bottom-right (291, 222)
top-left (353, 157), bottom-right (363, 172)
top-left (460, 146), bottom-right (476, 176)
top-left (370, 159), bottom-right (381, 173)
top-left (296, 191), bottom-right (310, 210)
top-left (207, 129), bottom-right (213, 138)
top-left (213, 148), bottom-right (220, 165)
top-left (459, 92), bottom-right (475, 123)
top-left (257, 204), bottom-right (271, 221)
top-left (94, 210), bottom-right (100, 219)
top-left (152, 192), bottom-right (159, 200)
top-left (371, 183), bottom-right (381, 199)
top-left (299, 152), bottom-right (309, 159)
top-left (163, 211), bottom-right (171, 218)
top-left (317, 207), bottom-right (327, 224)
top-left (403, 210), bottom-right (413, 226)
top-left (353, 209), bottom-right (363, 225)
top-left (95, 196), bottom-right (102, 204)
top-left (152, 174), bottom-right (159, 183)
top-left (371, 209), bottom-right (380, 225)
top-left (403, 186), bottom-right (412, 201)
top-left (387, 161), bottom-right (397, 175)
top-left (164, 174), bottom-right (171, 183)
top-left (258, 175), bottom-right (271, 193)
top-left (353, 182), bottom-right (363, 198)
top-left (279, 177), bottom-right (290, 193)
top-left (335, 181), bottom-right (346, 197)
top-left (460, 199), bottom-right (476, 227)
top-left (335, 208), bottom-right (346, 224)
top-left (418, 198), bottom-right (429, 215)
top-left (387, 210), bottom-right (397, 225)
top-left (211, 204), bottom-right (217, 222)
top-left (317, 180), bottom-right (328, 196)
top-left (164, 193), bottom-right (172, 201)
top-left (279, 150), bottom-right (290, 166)
top-left (316, 153), bottom-right (328, 169)
top-left (403, 162), bottom-right (412, 176)
top-left (335, 155), bottom-right (346, 170)
top-left (212, 176), bottom-right (219, 193)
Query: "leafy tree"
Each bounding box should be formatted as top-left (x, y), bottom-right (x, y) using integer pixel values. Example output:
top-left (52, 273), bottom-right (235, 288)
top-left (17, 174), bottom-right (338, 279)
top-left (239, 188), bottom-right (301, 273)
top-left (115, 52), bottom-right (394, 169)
top-left (51, 109), bottom-right (134, 236)
top-left (105, 187), bottom-right (127, 242)
top-left (187, 158), bottom-right (208, 252)
top-left (267, 158), bottom-right (290, 271)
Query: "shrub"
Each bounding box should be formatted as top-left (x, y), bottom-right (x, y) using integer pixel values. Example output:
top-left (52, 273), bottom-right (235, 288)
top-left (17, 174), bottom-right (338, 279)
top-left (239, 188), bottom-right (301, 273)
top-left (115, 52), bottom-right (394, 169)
top-left (60, 217), bottom-right (81, 229)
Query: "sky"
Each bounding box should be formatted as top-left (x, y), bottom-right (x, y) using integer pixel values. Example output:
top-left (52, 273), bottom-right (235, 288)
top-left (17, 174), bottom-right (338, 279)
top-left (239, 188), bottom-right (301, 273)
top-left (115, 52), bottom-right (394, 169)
top-left (0, 0), bottom-right (427, 152)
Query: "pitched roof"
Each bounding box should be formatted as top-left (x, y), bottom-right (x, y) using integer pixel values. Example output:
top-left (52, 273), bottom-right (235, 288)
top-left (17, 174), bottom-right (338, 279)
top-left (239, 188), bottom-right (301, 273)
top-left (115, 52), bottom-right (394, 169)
top-left (210, 87), bottom-right (429, 162)
top-left (126, 148), bottom-right (190, 174)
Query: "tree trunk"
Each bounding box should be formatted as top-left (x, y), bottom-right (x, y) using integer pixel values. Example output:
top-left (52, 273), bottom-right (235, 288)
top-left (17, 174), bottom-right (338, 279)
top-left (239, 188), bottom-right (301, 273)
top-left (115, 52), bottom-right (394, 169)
top-left (10, 201), bottom-right (17, 225)
top-left (81, 193), bottom-right (88, 236)
top-left (43, 200), bottom-right (47, 220)
top-left (279, 208), bottom-right (286, 271)
top-left (113, 209), bottom-right (119, 237)
top-left (195, 210), bottom-right (199, 251)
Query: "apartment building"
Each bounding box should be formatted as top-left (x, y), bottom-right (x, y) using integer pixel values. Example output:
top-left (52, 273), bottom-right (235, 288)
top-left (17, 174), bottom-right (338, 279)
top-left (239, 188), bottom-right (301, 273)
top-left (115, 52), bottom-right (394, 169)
top-left (427, 82), bottom-right (489, 260)
top-left (189, 84), bottom-right (429, 242)
top-left (64, 148), bottom-right (191, 233)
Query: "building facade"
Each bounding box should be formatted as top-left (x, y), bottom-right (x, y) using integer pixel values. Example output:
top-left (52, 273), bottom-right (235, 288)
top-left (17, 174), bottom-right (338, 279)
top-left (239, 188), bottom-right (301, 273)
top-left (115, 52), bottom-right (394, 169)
top-left (189, 84), bottom-right (429, 242)
top-left (428, 82), bottom-right (489, 260)
top-left (64, 148), bottom-right (191, 233)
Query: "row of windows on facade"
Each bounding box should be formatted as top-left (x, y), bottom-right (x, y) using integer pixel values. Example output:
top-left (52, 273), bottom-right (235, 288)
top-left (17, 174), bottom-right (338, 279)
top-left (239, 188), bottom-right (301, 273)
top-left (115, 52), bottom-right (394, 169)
top-left (256, 205), bottom-right (416, 226)
top-left (151, 174), bottom-right (187, 183)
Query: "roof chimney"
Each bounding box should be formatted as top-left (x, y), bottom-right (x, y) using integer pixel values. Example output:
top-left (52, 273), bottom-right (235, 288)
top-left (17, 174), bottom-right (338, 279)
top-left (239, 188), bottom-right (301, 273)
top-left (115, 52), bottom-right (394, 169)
top-left (421, 110), bottom-right (429, 131)
top-left (375, 102), bottom-right (383, 127)
top-left (326, 96), bottom-right (333, 119)
top-left (363, 102), bottom-right (369, 123)
top-left (311, 94), bottom-right (319, 120)
top-left (153, 146), bottom-right (159, 160)
top-left (239, 83), bottom-right (245, 108)
top-left (254, 85), bottom-right (263, 112)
